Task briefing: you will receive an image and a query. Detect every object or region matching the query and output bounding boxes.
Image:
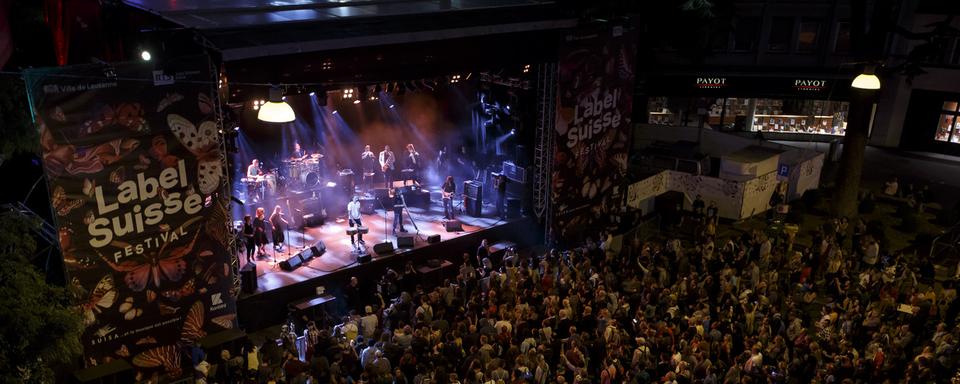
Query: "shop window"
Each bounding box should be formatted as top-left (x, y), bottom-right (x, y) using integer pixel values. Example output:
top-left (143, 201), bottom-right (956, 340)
top-left (733, 17), bottom-right (760, 52)
top-left (768, 17), bottom-right (794, 52)
top-left (935, 101), bottom-right (960, 143)
top-left (797, 19), bottom-right (821, 52)
top-left (834, 22), bottom-right (851, 53)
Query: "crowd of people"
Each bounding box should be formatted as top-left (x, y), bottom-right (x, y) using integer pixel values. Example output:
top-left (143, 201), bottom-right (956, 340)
top-left (201, 203), bottom-right (960, 384)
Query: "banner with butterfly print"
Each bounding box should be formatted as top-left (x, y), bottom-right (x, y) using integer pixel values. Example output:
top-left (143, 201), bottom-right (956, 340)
top-left (25, 56), bottom-right (237, 381)
top-left (551, 28), bottom-right (636, 242)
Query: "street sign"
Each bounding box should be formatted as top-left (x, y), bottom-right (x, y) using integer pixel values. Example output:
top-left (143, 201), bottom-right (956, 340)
top-left (777, 164), bottom-right (789, 177)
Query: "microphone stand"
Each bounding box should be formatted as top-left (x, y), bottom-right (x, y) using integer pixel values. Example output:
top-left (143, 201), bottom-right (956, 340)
top-left (399, 190), bottom-right (422, 239)
top-left (375, 192), bottom-right (390, 245)
top-left (284, 199), bottom-right (293, 256)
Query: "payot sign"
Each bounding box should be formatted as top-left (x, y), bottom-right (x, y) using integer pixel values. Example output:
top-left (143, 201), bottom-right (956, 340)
top-left (695, 77), bottom-right (727, 89)
top-left (793, 79), bottom-right (828, 91)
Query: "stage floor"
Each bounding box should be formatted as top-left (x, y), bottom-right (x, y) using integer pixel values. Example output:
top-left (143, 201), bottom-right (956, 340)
top-left (242, 198), bottom-right (509, 293)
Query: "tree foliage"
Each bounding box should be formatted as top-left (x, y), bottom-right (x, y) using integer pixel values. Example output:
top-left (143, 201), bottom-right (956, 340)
top-left (0, 215), bottom-right (83, 383)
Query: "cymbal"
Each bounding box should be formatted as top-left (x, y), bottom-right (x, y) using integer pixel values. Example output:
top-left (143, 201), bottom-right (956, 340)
top-left (310, 153), bottom-right (324, 159)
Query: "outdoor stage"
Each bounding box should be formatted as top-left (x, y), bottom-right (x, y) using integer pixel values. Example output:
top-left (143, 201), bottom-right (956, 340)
top-left (235, 192), bottom-right (535, 330)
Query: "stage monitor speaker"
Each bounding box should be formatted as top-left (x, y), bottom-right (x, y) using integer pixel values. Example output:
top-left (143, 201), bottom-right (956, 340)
top-left (311, 241), bottom-right (326, 256)
top-left (397, 235), bottom-right (415, 248)
top-left (427, 234), bottom-right (441, 243)
top-left (502, 161), bottom-right (526, 183)
top-left (280, 254), bottom-right (304, 271)
top-left (373, 241), bottom-right (394, 255)
top-left (464, 197), bottom-right (482, 217)
top-left (358, 253), bottom-right (372, 263)
top-left (445, 219), bottom-right (464, 232)
top-left (240, 263), bottom-right (258, 294)
top-left (506, 198), bottom-right (521, 218)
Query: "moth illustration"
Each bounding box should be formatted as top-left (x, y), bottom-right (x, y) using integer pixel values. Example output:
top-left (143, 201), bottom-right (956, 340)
top-left (99, 229), bottom-right (199, 292)
top-left (167, 114), bottom-right (222, 194)
top-left (79, 275), bottom-right (118, 326)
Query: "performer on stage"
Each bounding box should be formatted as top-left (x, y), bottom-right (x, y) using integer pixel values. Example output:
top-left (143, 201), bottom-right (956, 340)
top-left (495, 174), bottom-right (508, 219)
top-left (390, 188), bottom-right (407, 234)
top-left (292, 142), bottom-right (307, 160)
top-left (361, 145), bottom-right (377, 191)
top-left (247, 159), bottom-right (263, 178)
top-left (254, 207), bottom-right (268, 257)
top-left (404, 144), bottom-right (422, 186)
top-left (242, 215), bottom-right (255, 263)
top-left (379, 145), bottom-right (396, 188)
top-left (437, 145), bottom-right (451, 178)
top-left (270, 205), bottom-right (288, 252)
top-left (346, 195), bottom-right (364, 247)
top-left (442, 175), bottom-right (456, 220)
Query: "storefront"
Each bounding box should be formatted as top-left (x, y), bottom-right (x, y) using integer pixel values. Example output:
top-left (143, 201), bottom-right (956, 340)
top-left (642, 74), bottom-right (852, 138)
top-left (900, 90), bottom-right (960, 155)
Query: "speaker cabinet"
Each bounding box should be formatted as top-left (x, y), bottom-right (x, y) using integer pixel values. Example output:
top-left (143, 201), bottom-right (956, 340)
top-left (240, 263), bottom-right (258, 294)
top-left (464, 197), bottom-right (482, 217)
top-left (359, 197), bottom-right (376, 214)
top-left (358, 253), bottom-right (372, 263)
top-left (464, 180), bottom-right (482, 200)
top-left (279, 254), bottom-right (303, 271)
top-left (506, 198), bottom-right (521, 218)
top-left (444, 220), bottom-right (464, 232)
top-left (373, 241), bottom-right (395, 255)
top-left (397, 235), bottom-right (415, 248)
top-left (427, 234), bottom-right (441, 243)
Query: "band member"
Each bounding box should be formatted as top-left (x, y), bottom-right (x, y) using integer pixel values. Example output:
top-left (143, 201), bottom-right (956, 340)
top-left (495, 174), bottom-right (508, 219)
top-left (361, 145), bottom-right (377, 191)
top-left (270, 205), bottom-right (288, 251)
top-left (254, 207), bottom-right (268, 257)
top-left (242, 215), bottom-right (255, 264)
top-left (247, 159), bottom-right (263, 178)
top-left (442, 176), bottom-right (456, 220)
top-left (390, 188), bottom-right (407, 234)
top-left (456, 145), bottom-right (476, 181)
top-left (404, 144), bottom-right (422, 185)
top-left (292, 142), bottom-right (307, 160)
top-left (379, 145), bottom-right (396, 188)
top-left (436, 145), bottom-right (451, 177)
top-left (346, 195), bottom-right (364, 247)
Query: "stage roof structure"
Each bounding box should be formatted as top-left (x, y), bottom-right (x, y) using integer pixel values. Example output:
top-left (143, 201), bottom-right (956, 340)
top-left (122, 0), bottom-right (576, 61)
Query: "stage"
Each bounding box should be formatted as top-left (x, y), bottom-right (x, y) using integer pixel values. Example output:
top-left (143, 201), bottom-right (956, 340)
top-left (234, 189), bottom-right (536, 330)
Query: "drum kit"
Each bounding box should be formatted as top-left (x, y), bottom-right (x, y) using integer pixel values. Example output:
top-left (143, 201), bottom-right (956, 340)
top-left (241, 173), bottom-right (276, 202)
top-left (285, 154), bottom-right (324, 188)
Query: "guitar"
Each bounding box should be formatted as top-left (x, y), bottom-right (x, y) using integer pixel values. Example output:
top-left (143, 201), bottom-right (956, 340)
top-left (442, 190), bottom-right (453, 200)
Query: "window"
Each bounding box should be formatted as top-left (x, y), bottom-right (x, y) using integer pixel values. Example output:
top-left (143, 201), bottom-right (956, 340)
top-left (935, 101), bottom-right (960, 143)
top-left (733, 17), bottom-right (760, 52)
top-left (797, 19), bottom-right (821, 51)
top-left (834, 22), bottom-right (851, 53)
top-left (768, 17), bottom-right (794, 52)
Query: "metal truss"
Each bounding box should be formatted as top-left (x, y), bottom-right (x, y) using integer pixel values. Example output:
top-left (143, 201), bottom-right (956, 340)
top-left (208, 57), bottom-right (241, 299)
top-left (533, 62), bottom-right (556, 239)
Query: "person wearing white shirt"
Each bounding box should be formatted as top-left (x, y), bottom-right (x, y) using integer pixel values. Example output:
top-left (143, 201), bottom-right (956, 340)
top-left (346, 195), bottom-right (364, 246)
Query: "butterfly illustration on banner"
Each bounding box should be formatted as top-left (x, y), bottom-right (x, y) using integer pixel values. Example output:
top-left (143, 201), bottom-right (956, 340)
top-left (78, 274), bottom-right (118, 326)
top-left (132, 300), bottom-right (206, 377)
top-left (98, 220), bottom-right (202, 292)
top-left (167, 113), bottom-right (222, 195)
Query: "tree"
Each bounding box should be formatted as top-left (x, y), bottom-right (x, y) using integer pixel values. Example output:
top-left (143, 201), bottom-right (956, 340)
top-left (0, 215), bottom-right (84, 383)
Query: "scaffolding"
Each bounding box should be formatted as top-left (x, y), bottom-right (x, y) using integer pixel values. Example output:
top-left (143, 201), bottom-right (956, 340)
top-left (533, 63), bottom-right (557, 240)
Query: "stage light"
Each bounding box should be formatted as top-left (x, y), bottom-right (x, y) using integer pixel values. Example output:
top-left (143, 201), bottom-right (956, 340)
top-left (252, 99), bottom-right (264, 111)
top-left (389, 104), bottom-right (395, 109)
top-left (326, 181), bottom-right (337, 187)
top-left (852, 66), bottom-right (880, 90)
top-left (510, 129), bottom-right (516, 135)
top-left (258, 86), bottom-right (296, 123)
top-left (140, 50), bottom-right (152, 61)
top-left (523, 64), bottom-right (530, 73)
top-left (332, 110), bottom-right (338, 114)
top-left (309, 91), bottom-right (316, 96)
top-left (450, 74), bottom-right (461, 83)
top-left (233, 125), bottom-right (240, 131)
top-left (343, 88), bottom-right (355, 99)
top-left (353, 99), bottom-right (361, 104)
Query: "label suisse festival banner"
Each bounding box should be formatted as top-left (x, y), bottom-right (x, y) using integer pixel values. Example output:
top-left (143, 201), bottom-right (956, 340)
top-left (552, 29), bottom-right (636, 240)
top-left (26, 57), bottom-right (237, 380)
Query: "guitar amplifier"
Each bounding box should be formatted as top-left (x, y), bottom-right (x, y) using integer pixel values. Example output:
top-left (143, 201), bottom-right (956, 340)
top-left (359, 197), bottom-right (376, 214)
top-left (464, 197), bottom-right (482, 217)
top-left (501, 161), bottom-right (526, 183)
top-left (240, 263), bottom-right (258, 294)
top-left (464, 180), bottom-right (482, 200)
